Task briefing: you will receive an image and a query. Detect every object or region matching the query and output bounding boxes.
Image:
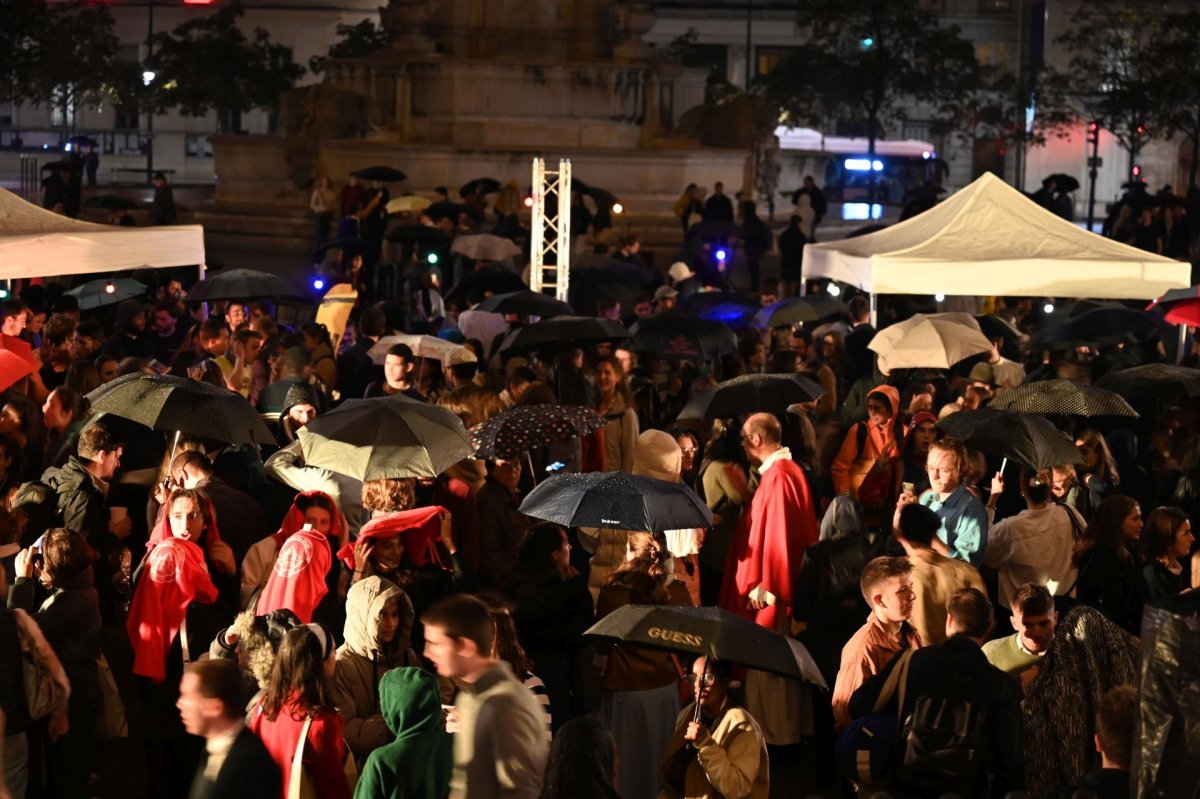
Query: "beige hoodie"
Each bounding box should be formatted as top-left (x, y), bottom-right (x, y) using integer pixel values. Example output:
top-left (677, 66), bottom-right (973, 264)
top-left (334, 576), bottom-right (419, 761)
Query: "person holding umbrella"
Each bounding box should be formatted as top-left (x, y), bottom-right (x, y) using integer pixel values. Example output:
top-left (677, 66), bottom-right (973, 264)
top-left (658, 657), bottom-right (769, 799)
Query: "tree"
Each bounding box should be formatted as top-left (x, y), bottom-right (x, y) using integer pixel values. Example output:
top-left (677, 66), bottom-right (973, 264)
top-left (760, 0), bottom-right (983, 203)
top-left (308, 19), bottom-right (389, 74)
top-left (0, 0), bottom-right (120, 136)
top-left (1050, 0), bottom-right (1164, 183)
top-left (1146, 8), bottom-right (1200, 192)
top-left (147, 0), bottom-right (305, 133)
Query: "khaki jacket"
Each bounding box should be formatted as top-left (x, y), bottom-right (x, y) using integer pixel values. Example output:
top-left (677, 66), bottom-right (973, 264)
top-left (658, 700), bottom-right (769, 799)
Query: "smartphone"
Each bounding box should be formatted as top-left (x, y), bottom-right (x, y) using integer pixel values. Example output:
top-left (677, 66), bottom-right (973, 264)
top-left (902, 482), bottom-right (915, 494)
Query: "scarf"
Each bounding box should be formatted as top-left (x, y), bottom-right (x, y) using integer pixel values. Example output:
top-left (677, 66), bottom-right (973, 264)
top-left (255, 526), bottom-right (333, 624)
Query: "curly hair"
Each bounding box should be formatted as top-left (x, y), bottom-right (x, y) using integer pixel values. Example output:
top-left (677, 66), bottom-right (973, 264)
top-left (603, 531), bottom-right (671, 603)
top-left (361, 477), bottom-right (416, 513)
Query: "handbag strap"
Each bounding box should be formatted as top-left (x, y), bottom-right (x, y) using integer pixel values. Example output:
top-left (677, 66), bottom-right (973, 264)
top-left (291, 714), bottom-right (315, 784)
top-left (871, 647), bottom-right (915, 714)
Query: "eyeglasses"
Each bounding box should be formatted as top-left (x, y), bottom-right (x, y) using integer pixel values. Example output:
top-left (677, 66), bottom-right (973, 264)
top-left (693, 673), bottom-right (716, 686)
top-left (926, 466), bottom-right (956, 476)
top-left (680, 448), bottom-right (698, 455)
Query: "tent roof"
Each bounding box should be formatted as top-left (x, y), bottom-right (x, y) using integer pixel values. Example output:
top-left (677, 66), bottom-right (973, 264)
top-left (801, 172), bottom-right (1189, 300)
top-left (0, 187), bottom-right (205, 279)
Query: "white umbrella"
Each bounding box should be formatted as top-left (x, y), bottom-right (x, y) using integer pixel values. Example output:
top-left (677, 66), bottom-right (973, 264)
top-left (386, 196), bottom-right (432, 214)
top-left (868, 312), bottom-right (993, 372)
top-left (451, 234), bottom-right (521, 261)
top-left (367, 334), bottom-right (476, 371)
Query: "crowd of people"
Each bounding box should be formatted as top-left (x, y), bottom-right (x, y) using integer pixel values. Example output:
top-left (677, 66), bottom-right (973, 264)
top-left (0, 246), bottom-right (1195, 799)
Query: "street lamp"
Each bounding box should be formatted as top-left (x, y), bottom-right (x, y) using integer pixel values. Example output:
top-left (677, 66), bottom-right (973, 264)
top-left (142, 70), bottom-right (156, 87)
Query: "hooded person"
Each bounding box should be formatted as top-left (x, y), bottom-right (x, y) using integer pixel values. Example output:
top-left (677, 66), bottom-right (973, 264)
top-left (102, 299), bottom-right (150, 360)
top-left (334, 576), bottom-right (419, 762)
top-left (830, 383), bottom-right (901, 500)
top-left (208, 607), bottom-right (304, 701)
top-left (857, 410), bottom-right (938, 530)
top-left (128, 488), bottom-right (232, 682)
top-left (243, 489), bottom-right (348, 607)
top-left (279, 381), bottom-right (322, 445)
top-left (581, 429), bottom-right (699, 603)
top-left (352, 667), bottom-right (452, 799)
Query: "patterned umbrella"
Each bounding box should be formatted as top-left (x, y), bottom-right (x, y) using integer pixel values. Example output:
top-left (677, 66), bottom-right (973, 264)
top-left (990, 379), bottom-right (1139, 418)
top-left (676, 373), bottom-right (825, 422)
top-left (936, 409), bottom-right (1083, 468)
top-left (630, 311), bottom-right (737, 361)
top-left (469, 404), bottom-right (605, 459)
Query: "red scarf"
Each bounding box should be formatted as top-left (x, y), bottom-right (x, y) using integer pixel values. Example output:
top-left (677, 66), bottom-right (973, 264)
top-left (255, 526), bottom-right (332, 623)
top-left (337, 505), bottom-right (447, 570)
top-left (126, 536), bottom-right (218, 681)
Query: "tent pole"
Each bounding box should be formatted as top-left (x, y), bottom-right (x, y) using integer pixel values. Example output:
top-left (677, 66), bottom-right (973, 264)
top-left (869, 293), bottom-right (877, 328)
top-left (197, 262), bottom-right (208, 321)
top-left (1178, 325), bottom-right (1188, 365)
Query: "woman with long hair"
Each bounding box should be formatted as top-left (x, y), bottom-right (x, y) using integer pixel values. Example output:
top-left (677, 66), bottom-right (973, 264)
top-left (1072, 429), bottom-right (1120, 516)
top-left (597, 531), bottom-right (692, 799)
top-left (9, 529), bottom-right (101, 799)
top-left (1072, 495), bottom-right (1144, 634)
top-left (594, 355), bottom-right (639, 472)
top-left (480, 592), bottom-right (553, 736)
top-left (539, 716), bottom-right (622, 799)
top-left (128, 487), bottom-right (237, 798)
top-left (1138, 506), bottom-right (1195, 600)
top-left (497, 523), bottom-right (593, 731)
top-left (250, 624), bottom-right (352, 799)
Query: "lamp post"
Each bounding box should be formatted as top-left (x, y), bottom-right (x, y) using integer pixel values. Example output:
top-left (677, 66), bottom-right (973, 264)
top-left (144, 0), bottom-right (156, 185)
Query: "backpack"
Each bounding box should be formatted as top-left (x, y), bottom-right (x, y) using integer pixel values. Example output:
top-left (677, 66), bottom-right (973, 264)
top-left (894, 662), bottom-right (991, 793)
top-left (835, 648), bottom-right (914, 789)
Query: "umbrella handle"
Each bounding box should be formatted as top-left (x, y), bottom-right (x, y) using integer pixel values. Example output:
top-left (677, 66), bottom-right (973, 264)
top-left (525, 450), bottom-right (539, 486)
top-left (168, 430), bottom-right (181, 470)
top-left (691, 656), bottom-right (709, 725)
top-left (999, 457), bottom-right (1008, 475)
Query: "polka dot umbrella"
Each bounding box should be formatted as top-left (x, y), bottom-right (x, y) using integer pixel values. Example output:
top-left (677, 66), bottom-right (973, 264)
top-left (469, 404), bottom-right (606, 460)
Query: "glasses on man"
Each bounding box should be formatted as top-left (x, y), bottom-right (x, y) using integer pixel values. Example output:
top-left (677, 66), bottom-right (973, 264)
top-left (693, 673), bottom-right (716, 686)
top-left (926, 465), bottom-right (955, 477)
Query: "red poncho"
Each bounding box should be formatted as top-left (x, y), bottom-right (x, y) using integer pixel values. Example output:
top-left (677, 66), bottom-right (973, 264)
top-left (270, 490), bottom-right (349, 553)
top-left (255, 525), bottom-right (333, 623)
top-left (337, 505), bottom-right (447, 571)
top-left (719, 455), bottom-right (819, 630)
top-left (127, 536), bottom-right (219, 681)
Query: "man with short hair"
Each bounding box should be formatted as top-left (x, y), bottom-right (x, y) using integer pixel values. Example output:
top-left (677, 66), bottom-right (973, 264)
top-left (42, 422), bottom-right (129, 618)
top-left (704, 181), bottom-right (734, 223)
top-left (152, 171), bottom-right (177, 225)
top-left (151, 302), bottom-right (188, 363)
top-left (909, 436), bottom-right (989, 566)
top-left (832, 556), bottom-right (920, 730)
top-left (983, 582), bottom-right (1057, 684)
top-left (38, 313), bottom-right (76, 390)
top-left (422, 594), bottom-right (548, 799)
top-left (102, 300), bottom-right (150, 360)
top-left (475, 458), bottom-right (531, 580)
top-left (197, 319), bottom-right (231, 361)
top-left (849, 588), bottom-right (1024, 798)
top-left (70, 320), bottom-right (103, 361)
top-left (843, 294), bottom-right (876, 383)
top-left (216, 328), bottom-right (263, 400)
top-left (258, 347), bottom-right (319, 415)
top-left (1048, 685), bottom-right (1135, 799)
top-left (178, 659), bottom-right (281, 799)
top-left (224, 302), bottom-right (247, 332)
top-left (337, 305), bottom-right (387, 399)
top-left (366, 343), bottom-right (422, 399)
top-left (652, 285), bottom-right (677, 314)
top-left (894, 503), bottom-right (987, 646)
top-left (720, 411), bottom-right (819, 745)
top-left (1, 298), bottom-right (27, 337)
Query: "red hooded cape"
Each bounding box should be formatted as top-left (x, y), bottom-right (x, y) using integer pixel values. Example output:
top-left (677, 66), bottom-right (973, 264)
top-left (126, 536), bottom-right (219, 681)
top-left (337, 505), bottom-right (447, 570)
top-left (255, 525), bottom-right (333, 623)
top-left (268, 491), bottom-right (349, 553)
top-left (719, 456), bottom-right (819, 630)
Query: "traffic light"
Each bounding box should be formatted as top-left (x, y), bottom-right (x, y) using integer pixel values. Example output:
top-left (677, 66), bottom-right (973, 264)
top-left (1086, 121), bottom-right (1100, 146)
top-left (1133, 165), bottom-right (1142, 177)
top-left (1136, 123), bottom-right (1147, 137)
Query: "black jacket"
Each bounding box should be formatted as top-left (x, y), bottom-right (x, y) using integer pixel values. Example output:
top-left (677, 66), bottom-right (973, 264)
top-left (191, 726), bottom-right (282, 799)
top-left (43, 457), bottom-right (116, 559)
top-left (849, 634), bottom-right (1024, 799)
top-left (9, 568), bottom-right (103, 713)
top-left (336, 336), bottom-right (382, 401)
top-left (704, 193), bottom-right (734, 223)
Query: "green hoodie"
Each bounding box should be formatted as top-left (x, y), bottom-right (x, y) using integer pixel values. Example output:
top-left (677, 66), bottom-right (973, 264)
top-left (354, 667), bottom-right (453, 799)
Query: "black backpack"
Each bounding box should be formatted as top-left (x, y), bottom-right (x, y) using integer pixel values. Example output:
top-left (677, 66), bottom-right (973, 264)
top-left (894, 664), bottom-right (991, 793)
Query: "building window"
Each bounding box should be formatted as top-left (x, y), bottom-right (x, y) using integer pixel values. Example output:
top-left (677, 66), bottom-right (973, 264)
top-left (755, 46), bottom-right (798, 78)
top-left (185, 135), bottom-right (213, 158)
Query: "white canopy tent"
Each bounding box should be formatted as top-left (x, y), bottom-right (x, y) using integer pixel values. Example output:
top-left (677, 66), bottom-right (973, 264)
top-left (801, 172), bottom-right (1190, 301)
top-left (0, 187), bottom-right (205, 279)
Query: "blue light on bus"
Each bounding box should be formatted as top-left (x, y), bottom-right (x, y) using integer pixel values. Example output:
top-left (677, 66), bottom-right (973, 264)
top-left (845, 158), bottom-right (885, 172)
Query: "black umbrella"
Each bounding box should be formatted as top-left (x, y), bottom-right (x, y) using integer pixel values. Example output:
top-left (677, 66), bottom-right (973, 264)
top-left (426, 201), bottom-right (481, 222)
top-left (500, 316), bottom-right (630, 355)
top-left (935, 409), bottom-right (1082, 468)
top-left (1044, 173), bottom-right (1081, 193)
top-left (568, 271), bottom-right (643, 317)
top-left (630, 312), bottom-right (736, 361)
top-left (683, 292), bottom-right (761, 331)
top-left (352, 166), bottom-right (407, 183)
top-left (990, 379), bottom-right (1138, 418)
top-left (41, 160), bottom-right (80, 172)
top-left (84, 195), bottom-right (139, 211)
top-left (470, 404), bottom-right (605, 459)
top-left (575, 260), bottom-right (659, 287)
top-left (973, 314), bottom-right (1021, 342)
top-left (459, 178), bottom-right (501, 198)
top-left (185, 268), bottom-right (309, 303)
top-left (1031, 306), bottom-right (1160, 350)
top-left (385, 225), bottom-right (452, 249)
top-left (86, 374), bottom-right (274, 447)
top-left (586, 605), bottom-right (825, 687)
top-left (755, 296), bottom-right (848, 328)
top-left (1096, 364), bottom-right (1200, 402)
top-left (573, 178), bottom-right (620, 209)
top-left (676, 373), bottom-right (825, 422)
top-left (66, 278), bottom-right (148, 310)
top-left (473, 290), bottom-right (574, 318)
top-left (444, 267), bottom-right (527, 304)
top-left (297, 395), bottom-right (472, 481)
top-left (313, 237), bottom-right (379, 260)
top-left (519, 471), bottom-right (713, 532)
